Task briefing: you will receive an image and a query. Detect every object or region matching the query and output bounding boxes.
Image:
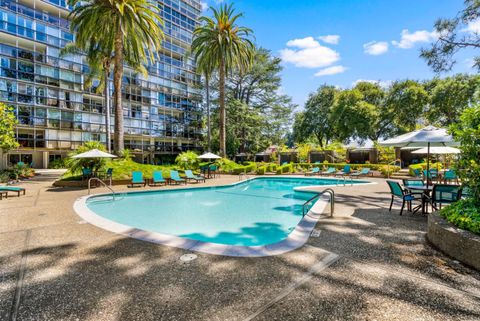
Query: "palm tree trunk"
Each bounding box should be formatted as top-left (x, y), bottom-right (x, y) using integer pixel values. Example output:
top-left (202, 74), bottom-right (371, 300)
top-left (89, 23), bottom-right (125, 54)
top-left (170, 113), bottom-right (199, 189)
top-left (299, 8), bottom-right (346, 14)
top-left (113, 28), bottom-right (124, 153)
top-left (219, 58), bottom-right (226, 157)
top-left (205, 74), bottom-right (211, 152)
top-left (104, 64), bottom-right (111, 153)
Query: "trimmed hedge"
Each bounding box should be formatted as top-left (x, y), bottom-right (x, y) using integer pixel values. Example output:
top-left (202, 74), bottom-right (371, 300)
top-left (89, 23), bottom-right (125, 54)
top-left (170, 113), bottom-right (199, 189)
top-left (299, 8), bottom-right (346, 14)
top-left (276, 163), bottom-right (294, 174)
top-left (440, 199), bottom-right (480, 235)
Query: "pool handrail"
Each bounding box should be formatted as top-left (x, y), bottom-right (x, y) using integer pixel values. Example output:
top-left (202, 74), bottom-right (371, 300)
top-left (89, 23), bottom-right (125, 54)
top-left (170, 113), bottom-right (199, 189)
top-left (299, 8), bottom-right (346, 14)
top-left (302, 188), bottom-right (335, 217)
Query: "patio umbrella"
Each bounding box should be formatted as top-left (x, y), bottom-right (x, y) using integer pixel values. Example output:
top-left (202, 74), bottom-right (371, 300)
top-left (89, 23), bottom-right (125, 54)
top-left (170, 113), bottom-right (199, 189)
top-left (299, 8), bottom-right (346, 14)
top-left (379, 126), bottom-right (457, 186)
top-left (71, 149), bottom-right (117, 159)
top-left (197, 152), bottom-right (221, 160)
top-left (412, 146), bottom-right (461, 172)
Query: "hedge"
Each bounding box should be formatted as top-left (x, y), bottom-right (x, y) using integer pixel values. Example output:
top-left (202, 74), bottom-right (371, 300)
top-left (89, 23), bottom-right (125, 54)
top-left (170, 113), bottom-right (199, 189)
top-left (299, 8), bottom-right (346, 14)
top-left (408, 162), bottom-right (444, 176)
top-left (276, 163), bottom-right (294, 174)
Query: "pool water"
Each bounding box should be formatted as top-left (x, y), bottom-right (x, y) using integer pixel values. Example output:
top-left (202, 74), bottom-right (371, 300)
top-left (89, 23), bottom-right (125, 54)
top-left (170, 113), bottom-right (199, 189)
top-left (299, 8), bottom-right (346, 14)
top-left (86, 177), bottom-right (368, 246)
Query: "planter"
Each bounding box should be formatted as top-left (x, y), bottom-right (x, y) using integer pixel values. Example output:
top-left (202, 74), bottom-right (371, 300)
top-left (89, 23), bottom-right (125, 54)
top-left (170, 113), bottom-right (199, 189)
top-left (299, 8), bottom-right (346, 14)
top-left (427, 211), bottom-right (480, 270)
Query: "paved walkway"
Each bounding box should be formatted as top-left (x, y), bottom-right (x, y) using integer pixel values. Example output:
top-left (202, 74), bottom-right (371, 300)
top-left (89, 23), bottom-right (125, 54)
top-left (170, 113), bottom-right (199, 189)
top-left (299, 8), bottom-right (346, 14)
top-left (0, 172), bottom-right (479, 320)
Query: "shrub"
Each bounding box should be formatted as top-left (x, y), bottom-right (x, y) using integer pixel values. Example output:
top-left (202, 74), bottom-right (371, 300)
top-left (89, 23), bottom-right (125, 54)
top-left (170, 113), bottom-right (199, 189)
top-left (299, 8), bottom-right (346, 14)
top-left (440, 199), bottom-right (480, 235)
top-left (48, 158), bottom-right (68, 169)
top-left (175, 151), bottom-right (199, 170)
top-left (380, 165), bottom-right (400, 177)
top-left (276, 163), bottom-right (293, 174)
top-left (256, 165), bottom-right (267, 175)
top-left (408, 162), bottom-right (443, 176)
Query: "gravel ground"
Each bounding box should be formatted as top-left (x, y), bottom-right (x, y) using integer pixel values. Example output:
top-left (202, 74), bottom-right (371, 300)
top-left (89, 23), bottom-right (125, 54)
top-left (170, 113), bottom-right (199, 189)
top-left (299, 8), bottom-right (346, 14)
top-left (0, 172), bottom-right (479, 320)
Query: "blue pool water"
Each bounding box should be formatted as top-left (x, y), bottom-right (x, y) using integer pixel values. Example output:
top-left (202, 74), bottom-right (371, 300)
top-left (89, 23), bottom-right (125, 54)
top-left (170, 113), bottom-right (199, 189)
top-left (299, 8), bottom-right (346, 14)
top-left (86, 177), bottom-right (369, 246)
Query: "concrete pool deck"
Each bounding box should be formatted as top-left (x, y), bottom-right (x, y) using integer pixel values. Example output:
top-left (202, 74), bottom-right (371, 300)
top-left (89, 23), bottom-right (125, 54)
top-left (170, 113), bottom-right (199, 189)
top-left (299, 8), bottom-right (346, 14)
top-left (1, 170), bottom-right (479, 320)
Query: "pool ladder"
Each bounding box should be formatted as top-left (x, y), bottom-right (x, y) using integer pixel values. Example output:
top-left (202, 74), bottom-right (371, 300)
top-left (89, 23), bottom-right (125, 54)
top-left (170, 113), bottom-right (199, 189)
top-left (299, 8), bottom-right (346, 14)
top-left (302, 188), bottom-right (335, 217)
top-left (88, 177), bottom-right (119, 201)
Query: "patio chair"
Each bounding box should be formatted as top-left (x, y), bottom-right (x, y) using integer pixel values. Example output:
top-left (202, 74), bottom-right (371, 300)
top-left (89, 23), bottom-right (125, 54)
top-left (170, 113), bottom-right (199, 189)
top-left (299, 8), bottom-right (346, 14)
top-left (209, 165), bottom-right (218, 178)
top-left (130, 171), bottom-right (146, 187)
top-left (402, 178), bottom-right (425, 199)
top-left (149, 171), bottom-right (167, 186)
top-left (443, 170), bottom-right (458, 184)
top-left (426, 184), bottom-right (462, 211)
top-left (0, 186), bottom-right (26, 197)
top-left (185, 170), bottom-right (206, 183)
top-left (386, 180), bottom-right (420, 215)
top-left (423, 169), bottom-right (438, 183)
top-left (82, 168), bottom-right (92, 181)
top-left (412, 168), bottom-right (422, 178)
top-left (351, 168), bottom-right (371, 178)
top-left (169, 170), bottom-right (187, 185)
top-left (318, 167), bottom-right (336, 176)
top-left (335, 165), bottom-right (351, 177)
top-left (305, 167), bottom-right (320, 176)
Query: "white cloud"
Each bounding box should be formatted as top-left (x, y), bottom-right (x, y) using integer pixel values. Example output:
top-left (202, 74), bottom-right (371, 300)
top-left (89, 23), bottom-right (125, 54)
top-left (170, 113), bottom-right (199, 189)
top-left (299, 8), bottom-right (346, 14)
top-left (318, 35), bottom-right (340, 45)
top-left (352, 79), bottom-right (392, 89)
top-left (392, 29), bottom-right (438, 49)
top-left (363, 41), bottom-right (389, 55)
top-left (463, 19), bottom-right (480, 34)
top-left (314, 65), bottom-right (347, 77)
top-left (280, 36), bottom-right (340, 68)
top-left (201, 2), bottom-right (208, 11)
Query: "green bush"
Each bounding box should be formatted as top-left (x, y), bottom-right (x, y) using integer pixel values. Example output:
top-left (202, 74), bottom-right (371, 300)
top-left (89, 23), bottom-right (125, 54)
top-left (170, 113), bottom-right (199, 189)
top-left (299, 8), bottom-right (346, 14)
top-left (48, 158), bottom-right (68, 169)
top-left (408, 162), bottom-right (443, 176)
top-left (175, 151), bottom-right (199, 170)
top-left (256, 165), bottom-right (267, 175)
top-left (440, 199), bottom-right (480, 235)
top-left (380, 165), bottom-right (400, 177)
top-left (276, 163), bottom-right (293, 174)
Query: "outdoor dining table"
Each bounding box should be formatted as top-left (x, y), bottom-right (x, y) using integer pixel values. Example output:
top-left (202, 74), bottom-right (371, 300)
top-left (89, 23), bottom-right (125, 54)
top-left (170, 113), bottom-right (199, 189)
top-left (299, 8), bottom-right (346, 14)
top-left (406, 185), bottom-right (434, 214)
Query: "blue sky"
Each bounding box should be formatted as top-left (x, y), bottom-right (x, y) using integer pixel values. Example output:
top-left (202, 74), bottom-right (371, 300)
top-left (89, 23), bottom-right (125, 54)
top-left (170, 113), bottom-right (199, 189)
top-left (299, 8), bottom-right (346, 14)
top-left (202, 0), bottom-right (477, 108)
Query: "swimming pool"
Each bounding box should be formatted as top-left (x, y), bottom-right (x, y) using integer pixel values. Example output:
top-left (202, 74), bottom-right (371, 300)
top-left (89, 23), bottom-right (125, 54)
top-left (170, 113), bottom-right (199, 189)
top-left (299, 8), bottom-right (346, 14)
top-left (75, 177), bottom-right (371, 256)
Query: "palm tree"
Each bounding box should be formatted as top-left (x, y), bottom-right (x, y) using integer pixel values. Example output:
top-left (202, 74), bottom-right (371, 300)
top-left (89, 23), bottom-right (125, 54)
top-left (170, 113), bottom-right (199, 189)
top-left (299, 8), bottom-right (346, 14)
top-left (191, 4), bottom-right (254, 157)
top-left (68, 0), bottom-right (164, 153)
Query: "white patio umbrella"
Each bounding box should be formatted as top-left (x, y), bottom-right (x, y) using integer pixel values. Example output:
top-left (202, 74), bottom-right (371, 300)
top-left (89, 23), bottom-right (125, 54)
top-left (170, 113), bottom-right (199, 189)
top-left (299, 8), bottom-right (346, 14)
top-left (379, 126), bottom-right (458, 186)
top-left (411, 146), bottom-right (460, 154)
top-left (71, 149), bottom-right (117, 159)
top-left (197, 152), bottom-right (221, 160)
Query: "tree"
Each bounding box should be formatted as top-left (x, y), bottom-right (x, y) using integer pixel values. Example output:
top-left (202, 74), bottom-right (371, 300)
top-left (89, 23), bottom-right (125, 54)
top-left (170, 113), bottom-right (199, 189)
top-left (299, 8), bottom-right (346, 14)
top-left (68, 0), bottom-right (164, 153)
top-left (421, 0), bottom-right (480, 72)
top-left (425, 74), bottom-right (480, 126)
top-left (450, 104), bottom-right (480, 205)
top-left (295, 85), bottom-right (339, 147)
top-left (192, 3), bottom-right (254, 156)
top-left (385, 80), bottom-right (429, 131)
top-left (0, 103), bottom-right (19, 167)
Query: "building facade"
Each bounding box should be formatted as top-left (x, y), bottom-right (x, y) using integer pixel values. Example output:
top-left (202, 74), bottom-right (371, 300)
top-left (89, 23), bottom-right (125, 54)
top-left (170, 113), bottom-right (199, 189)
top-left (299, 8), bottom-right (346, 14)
top-left (0, 0), bottom-right (203, 168)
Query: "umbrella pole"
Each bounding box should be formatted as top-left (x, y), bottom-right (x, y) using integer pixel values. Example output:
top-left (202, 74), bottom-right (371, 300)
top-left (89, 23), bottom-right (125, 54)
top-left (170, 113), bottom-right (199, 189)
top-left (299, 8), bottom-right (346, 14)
top-left (426, 142), bottom-right (430, 188)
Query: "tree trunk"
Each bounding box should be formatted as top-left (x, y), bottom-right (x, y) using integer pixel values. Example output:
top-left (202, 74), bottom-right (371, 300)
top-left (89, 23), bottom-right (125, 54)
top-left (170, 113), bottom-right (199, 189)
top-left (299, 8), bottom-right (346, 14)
top-left (113, 27), bottom-right (124, 154)
top-left (104, 63), bottom-right (111, 153)
top-left (205, 75), bottom-right (211, 152)
top-left (219, 58), bottom-right (226, 157)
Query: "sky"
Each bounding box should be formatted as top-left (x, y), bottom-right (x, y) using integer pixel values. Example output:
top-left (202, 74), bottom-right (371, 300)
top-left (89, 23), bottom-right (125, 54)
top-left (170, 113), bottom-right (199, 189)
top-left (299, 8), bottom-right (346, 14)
top-left (201, 0), bottom-right (478, 109)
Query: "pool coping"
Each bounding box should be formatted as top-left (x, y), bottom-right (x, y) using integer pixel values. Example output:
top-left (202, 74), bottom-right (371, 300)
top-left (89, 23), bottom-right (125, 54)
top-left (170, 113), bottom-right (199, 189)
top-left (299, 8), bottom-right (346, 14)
top-left (73, 176), bottom-right (374, 257)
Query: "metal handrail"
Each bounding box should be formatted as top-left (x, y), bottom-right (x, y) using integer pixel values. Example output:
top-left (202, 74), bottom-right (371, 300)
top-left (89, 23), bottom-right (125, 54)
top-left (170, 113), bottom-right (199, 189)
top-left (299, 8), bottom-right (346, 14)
top-left (239, 172), bottom-right (249, 181)
top-left (302, 188), bottom-right (335, 217)
top-left (88, 177), bottom-right (117, 200)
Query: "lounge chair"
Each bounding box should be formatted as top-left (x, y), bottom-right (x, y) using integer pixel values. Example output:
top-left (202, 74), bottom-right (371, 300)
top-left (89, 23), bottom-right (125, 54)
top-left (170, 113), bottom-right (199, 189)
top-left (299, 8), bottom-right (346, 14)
top-left (386, 180), bottom-right (420, 215)
top-left (305, 167), bottom-right (320, 176)
top-left (318, 167), bottom-right (336, 176)
top-left (335, 165), bottom-right (351, 177)
top-left (169, 170), bottom-right (187, 185)
top-left (185, 170), bottom-right (205, 183)
top-left (149, 171), bottom-right (167, 186)
top-left (0, 186), bottom-right (26, 197)
top-left (350, 168), bottom-right (371, 178)
top-left (130, 171), bottom-right (146, 187)
top-left (0, 191), bottom-right (7, 200)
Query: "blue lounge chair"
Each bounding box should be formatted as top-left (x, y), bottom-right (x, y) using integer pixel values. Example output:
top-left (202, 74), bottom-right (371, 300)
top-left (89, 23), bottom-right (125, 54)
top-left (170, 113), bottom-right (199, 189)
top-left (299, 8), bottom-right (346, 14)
top-left (130, 171), bottom-right (146, 187)
top-left (305, 167), bottom-right (320, 176)
top-left (319, 167), bottom-right (336, 176)
top-left (0, 186), bottom-right (26, 197)
top-left (351, 168), bottom-right (371, 178)
top-left (149, 171), bottom-right (167, 186)
top-left (335, 165), bottom-right (351, 177)
top-left (185, 170), bottom-right (205, 183)
top-left (0, 190), bottom-right (7, 200)
top-left (169, 170), bottom-right (186, 185)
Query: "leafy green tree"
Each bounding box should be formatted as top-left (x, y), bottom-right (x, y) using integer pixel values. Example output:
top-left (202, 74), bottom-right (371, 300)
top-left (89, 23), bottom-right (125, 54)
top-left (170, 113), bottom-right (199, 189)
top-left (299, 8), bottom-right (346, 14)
top-left (0, 103), bottom-right (19, 168)
top-left (175, 151), bottom-right (200, 170)
top-left (421, 0), bottom-right (480, 72)
top-left (451, 104), bottom-right (480, 205)
top-left (192, 3), bottom-right (254, 156)
top-left (295, 85), bottom-right (339, 147)
top-left (425, 74), bottom-right (480, 126)
top-left (385, 80), bottom-right (429, 131)
top-left (69, 0), bottom-right (164, 153)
